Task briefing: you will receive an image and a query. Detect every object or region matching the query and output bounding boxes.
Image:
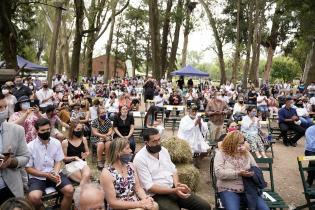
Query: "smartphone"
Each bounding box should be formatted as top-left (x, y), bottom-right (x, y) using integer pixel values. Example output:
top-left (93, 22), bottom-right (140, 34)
top-left (30, 99), bottom-right (39, 107)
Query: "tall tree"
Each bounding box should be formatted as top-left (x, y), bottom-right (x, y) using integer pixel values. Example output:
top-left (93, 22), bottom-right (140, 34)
top-left (181, 0), bottom-right (197, 67)
top-left (168, 0), bottom-right (184, 73)
top-left (70, 0), bottom-right (85, 80)
top-left (104, 0), bottom-right (119, 83)
top-left (249, 0), bottom-right (265, 86)
top-left (242, 0), bottom-right (254, 89)
top-left (199, 0), bottom-right (227, 84)
top-left (160, 0), bottom-right (173, 76)
top-left (231, 0), bottom-right (241, 84)
top-left (47, 2), bottom-right (63, 87)
top-left (0, 0), bottom-right (18, 69)
top-left (148, 0), bottom-right (162, 80)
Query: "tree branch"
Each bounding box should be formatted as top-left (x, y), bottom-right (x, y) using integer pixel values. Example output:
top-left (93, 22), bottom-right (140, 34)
top-left (96, 0), bottom-right (130, 40)
top-left (17, 1), bottom-right (67, 10)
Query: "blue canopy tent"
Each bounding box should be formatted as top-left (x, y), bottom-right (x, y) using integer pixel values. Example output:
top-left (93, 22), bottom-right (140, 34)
top-left (170, 65), bottom-right (209, 77)
top-left (16, 55), bottom-right (48, 71)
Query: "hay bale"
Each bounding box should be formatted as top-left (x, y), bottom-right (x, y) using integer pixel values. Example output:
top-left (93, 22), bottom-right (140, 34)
top-left (162, 137), bottom-right (192, 164)
top-left (177, 164), bottom-right (200, 192)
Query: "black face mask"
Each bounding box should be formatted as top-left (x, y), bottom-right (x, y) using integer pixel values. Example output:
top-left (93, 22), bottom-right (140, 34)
top-left (73, 130), bottom-right (83, 138)
top-left (38, 131), bottom-right (50, 141)
top-left (146, 144), bottom-right (162, 154)
top-left (43, 84), bottom-right (48, 88)
top-left (239, 101), bottom-right (244, 104)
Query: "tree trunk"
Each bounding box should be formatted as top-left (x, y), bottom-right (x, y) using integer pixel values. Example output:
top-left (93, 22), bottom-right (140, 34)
top-left (146, 37), bottom-right (150, 78)
top-left (168, 0), bottom-right (184, 74)
top-left (262, 3), bottom-right (281, 82)
top-left (199, 0), bottom-right (226, 84)
top-left (181, 0), bottom-right (191, 68)
top-left (148, 0), bottom-right (161, 80)
top-left (242, 1), bottom-right (254, 90)
top-left (56, 44), bottom-right (63, 75)
top-left (70, 0), bottom-right (84, 81)
top-left (104, 0), bottom-right (118, 83)
top-left (232, 0), bottom-right (241, 84)
top-left (263, 47), bottom-right (274, 81)
top-left (0, 1), bottom-right (18, 69)
top-left (85, 35), bottom-right (96, 78)
top-left (303, 39), bottom-right (315, 85)
top-left (249, 0), bottom-right (264, 87)
top-left (160, 0), bottom-right (173, 76)
top-left (61, 36), bottom-right (70, 78)
top-left (132, 21), bottom-right (138, 77)
top-left (47, 2), bottom-right (63, 87)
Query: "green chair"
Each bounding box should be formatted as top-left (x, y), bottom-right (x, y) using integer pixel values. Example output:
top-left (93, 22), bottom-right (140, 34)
top-left (163, 117), bottom-right (180, 135)
top-left (295, 156), bottom-right (315, 210)
top-left (210, 155), bottom-right (288, 210)
top-left (255, 157), bottom-right (288, 210)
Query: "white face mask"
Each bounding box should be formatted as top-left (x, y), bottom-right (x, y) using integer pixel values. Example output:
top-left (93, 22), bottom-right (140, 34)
top-left (1, 89), bottom-right (9, 95)
top-left (21, 102), bottom-right (30, 110)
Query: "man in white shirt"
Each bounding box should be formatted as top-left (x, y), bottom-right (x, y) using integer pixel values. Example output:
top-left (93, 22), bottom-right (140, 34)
top-left (308, 82), bottom-right (315, 98)
top-left (133, 128), bottom-right (210, 210)
top-left (52, 75), bottom-right (63, 89)
top-left (154, 91), bottom-right (166, 112)
top-left (26, 118), bottom-right (74, 210)
top-left (296, 102), bottom-right (314, 128)
top-left (177, 106), bottom-right (209, 168)
top-left (36, 80), bottom-right (54, 112)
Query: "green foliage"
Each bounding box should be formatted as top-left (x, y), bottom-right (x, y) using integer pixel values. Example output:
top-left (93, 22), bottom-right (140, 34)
top-left (271, 56), bottom-right (302, 82)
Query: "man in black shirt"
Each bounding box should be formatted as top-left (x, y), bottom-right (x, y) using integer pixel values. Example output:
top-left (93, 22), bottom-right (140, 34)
top-left (247, 87), bottom-right (258, 105)
top-left (11, 76), bottom-right (32, 100)
top-left (176, 76), bottom-right (184, 90)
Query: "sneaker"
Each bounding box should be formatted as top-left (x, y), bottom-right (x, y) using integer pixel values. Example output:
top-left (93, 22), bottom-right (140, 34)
top-left (283, 141), bottom-right (290, 147)
top-left (290, 142), bottom-right (297, 147)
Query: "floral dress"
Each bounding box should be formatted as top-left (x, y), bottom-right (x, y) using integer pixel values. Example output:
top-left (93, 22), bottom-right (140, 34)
top-left (108, 164), bottom-right (139, 210)
top-left (9, 112), bottom-right (39, 143)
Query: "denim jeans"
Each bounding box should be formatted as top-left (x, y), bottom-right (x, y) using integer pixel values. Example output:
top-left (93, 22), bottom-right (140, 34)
top-left (258, 105), bottom-right (268, 113)
top-left (300, 117), bottom-right (314, 128)
top-left (128, 136), bottom-right (136, 153)
top-left (219, 191), bottom-right (269, 210)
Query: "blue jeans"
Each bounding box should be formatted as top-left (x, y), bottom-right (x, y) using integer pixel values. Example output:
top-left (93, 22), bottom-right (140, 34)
top-left (258, 105), bottom-right (268, 113)
top-left (129, 136), bottom-right (136, 153)
top-left (219, 191), bottom-right (269, 210)
top-left (300, 117), bottom-right (314, 128)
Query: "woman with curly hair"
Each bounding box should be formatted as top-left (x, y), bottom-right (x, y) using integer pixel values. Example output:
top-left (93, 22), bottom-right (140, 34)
top-left (214, 131), bottom-right (269, 210)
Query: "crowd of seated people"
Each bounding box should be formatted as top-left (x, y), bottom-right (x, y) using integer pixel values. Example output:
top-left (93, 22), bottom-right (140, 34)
top-left (1, 74), bottom-right (315, 210)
